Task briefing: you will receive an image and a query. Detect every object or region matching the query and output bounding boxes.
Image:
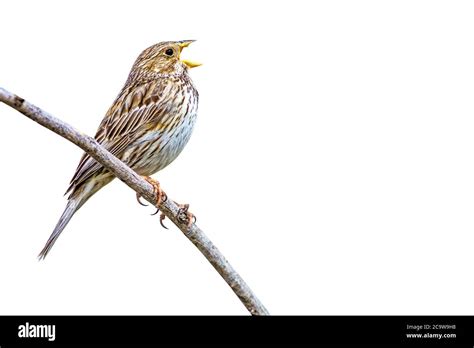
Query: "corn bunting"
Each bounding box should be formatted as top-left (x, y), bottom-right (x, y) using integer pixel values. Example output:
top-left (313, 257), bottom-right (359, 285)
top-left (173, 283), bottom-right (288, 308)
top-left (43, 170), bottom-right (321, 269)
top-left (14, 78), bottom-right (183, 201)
top-left (39, 40), bottom-right (200, 259)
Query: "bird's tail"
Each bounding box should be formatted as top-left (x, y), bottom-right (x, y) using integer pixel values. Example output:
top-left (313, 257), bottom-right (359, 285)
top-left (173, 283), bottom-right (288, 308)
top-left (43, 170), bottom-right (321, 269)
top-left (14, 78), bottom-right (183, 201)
top-left (38, 198), bottom-right (79, 260)
top-left (38, 176), bottom-right (112, 260)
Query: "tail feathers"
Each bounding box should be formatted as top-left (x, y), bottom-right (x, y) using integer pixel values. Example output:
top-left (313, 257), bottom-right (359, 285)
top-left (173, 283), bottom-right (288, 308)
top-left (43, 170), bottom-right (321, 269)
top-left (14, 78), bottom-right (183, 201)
top-left (38, 175), bottom-right (114, 260)
top-left (38, 198), bottom-right (79, 260)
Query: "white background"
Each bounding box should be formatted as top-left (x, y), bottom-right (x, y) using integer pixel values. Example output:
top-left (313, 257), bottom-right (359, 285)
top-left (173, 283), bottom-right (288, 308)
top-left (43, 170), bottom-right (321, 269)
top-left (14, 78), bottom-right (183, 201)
top-left (0, 0), bottom-right (473, 315)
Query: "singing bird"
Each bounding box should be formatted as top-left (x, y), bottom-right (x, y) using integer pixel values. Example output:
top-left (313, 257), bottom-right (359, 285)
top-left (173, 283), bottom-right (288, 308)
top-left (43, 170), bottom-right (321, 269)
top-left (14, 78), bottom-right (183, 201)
top-left (38, 40), bottom-right (201, 259)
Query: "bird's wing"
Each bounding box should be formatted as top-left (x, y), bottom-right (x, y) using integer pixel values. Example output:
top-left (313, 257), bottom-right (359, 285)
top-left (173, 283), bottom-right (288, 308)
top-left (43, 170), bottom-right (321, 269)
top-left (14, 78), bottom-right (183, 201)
top-left (65, 80), bottom-right (169, 195)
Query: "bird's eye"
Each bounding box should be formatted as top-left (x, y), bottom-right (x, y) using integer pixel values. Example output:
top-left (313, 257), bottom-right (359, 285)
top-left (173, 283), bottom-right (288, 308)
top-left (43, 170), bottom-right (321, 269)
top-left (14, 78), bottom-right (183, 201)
top-left (165, 48), bottom-right (174, 56)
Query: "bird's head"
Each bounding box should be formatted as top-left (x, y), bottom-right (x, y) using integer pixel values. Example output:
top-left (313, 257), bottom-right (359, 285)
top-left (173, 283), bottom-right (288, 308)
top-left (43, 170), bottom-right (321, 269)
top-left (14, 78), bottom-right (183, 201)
top-left (132, 40), bottom-right (201, 76)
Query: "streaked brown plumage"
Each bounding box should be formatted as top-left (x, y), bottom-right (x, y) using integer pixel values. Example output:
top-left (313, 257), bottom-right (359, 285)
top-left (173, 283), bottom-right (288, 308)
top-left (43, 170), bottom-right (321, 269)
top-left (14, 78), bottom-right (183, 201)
top-left (39, 40), bottom-right (200, 259)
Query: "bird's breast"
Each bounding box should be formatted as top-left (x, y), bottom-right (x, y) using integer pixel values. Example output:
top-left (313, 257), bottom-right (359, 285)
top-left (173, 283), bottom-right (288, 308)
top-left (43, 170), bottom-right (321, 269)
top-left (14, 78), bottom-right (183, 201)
top-left (124, 79), bottom-right (199, 175)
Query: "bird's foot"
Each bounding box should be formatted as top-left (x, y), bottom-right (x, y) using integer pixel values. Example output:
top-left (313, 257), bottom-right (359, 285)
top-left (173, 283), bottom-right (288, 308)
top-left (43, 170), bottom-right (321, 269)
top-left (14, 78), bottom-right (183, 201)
top-left (157, 201), bottom-right (196, 229)
top-left (176, 202), bottom-right (196, 227)
top-left (135, 176), bottom-right (167, 208)
top-left (135, 176), bottom-right (194, 229)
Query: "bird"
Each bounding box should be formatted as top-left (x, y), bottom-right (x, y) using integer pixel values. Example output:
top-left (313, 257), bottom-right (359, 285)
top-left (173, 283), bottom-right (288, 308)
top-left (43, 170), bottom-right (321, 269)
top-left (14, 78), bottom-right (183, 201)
top-left (38, 40), bottom-right (201, 260)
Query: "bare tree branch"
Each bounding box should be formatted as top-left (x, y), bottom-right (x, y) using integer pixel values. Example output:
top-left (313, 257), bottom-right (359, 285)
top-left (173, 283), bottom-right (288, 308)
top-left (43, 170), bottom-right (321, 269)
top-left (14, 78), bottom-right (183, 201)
top-left (0, 86), bottom-right (269, 316)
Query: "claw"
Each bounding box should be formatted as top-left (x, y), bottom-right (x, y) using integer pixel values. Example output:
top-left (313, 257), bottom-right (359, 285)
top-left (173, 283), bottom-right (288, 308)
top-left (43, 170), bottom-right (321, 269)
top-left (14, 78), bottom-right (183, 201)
top-left (136, 193), bottom-right (148, 206)
top-left (151, 207), bottom-right (160, 216)
top-left (160, 213), bottom-right (168, 229)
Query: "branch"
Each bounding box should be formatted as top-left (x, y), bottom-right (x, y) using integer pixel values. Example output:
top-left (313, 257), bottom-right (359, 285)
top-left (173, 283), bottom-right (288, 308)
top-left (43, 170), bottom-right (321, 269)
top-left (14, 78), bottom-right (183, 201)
top-left (0, 86), bottom-right (269, 316)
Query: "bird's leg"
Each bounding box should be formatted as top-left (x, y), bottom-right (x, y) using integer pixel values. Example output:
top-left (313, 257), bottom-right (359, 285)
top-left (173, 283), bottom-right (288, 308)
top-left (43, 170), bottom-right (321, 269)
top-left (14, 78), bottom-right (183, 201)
top-left (145, 176), bottom-right (167, 206)
top-left (136, 176), bottom-right (167, 210)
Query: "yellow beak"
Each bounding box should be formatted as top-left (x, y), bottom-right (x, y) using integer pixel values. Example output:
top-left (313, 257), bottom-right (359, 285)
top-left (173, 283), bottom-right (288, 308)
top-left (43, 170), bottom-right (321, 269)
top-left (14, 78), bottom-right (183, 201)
top-left (178, 40), bottom-right (202, 69)
top-left (179, 40), bottom-right (195, 48)
top-left (181, 60), bottom-right (202, 68)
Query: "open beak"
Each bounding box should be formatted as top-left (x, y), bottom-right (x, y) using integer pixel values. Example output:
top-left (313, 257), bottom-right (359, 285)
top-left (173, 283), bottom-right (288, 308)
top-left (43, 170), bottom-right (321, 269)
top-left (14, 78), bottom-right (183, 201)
top-left (178, 40), bottom-right (202, 69)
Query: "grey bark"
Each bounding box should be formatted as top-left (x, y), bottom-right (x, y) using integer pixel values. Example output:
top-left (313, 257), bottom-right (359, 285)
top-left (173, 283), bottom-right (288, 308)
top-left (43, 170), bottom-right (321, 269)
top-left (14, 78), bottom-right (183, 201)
top-left (0, 86), bottom-right (269, 316)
